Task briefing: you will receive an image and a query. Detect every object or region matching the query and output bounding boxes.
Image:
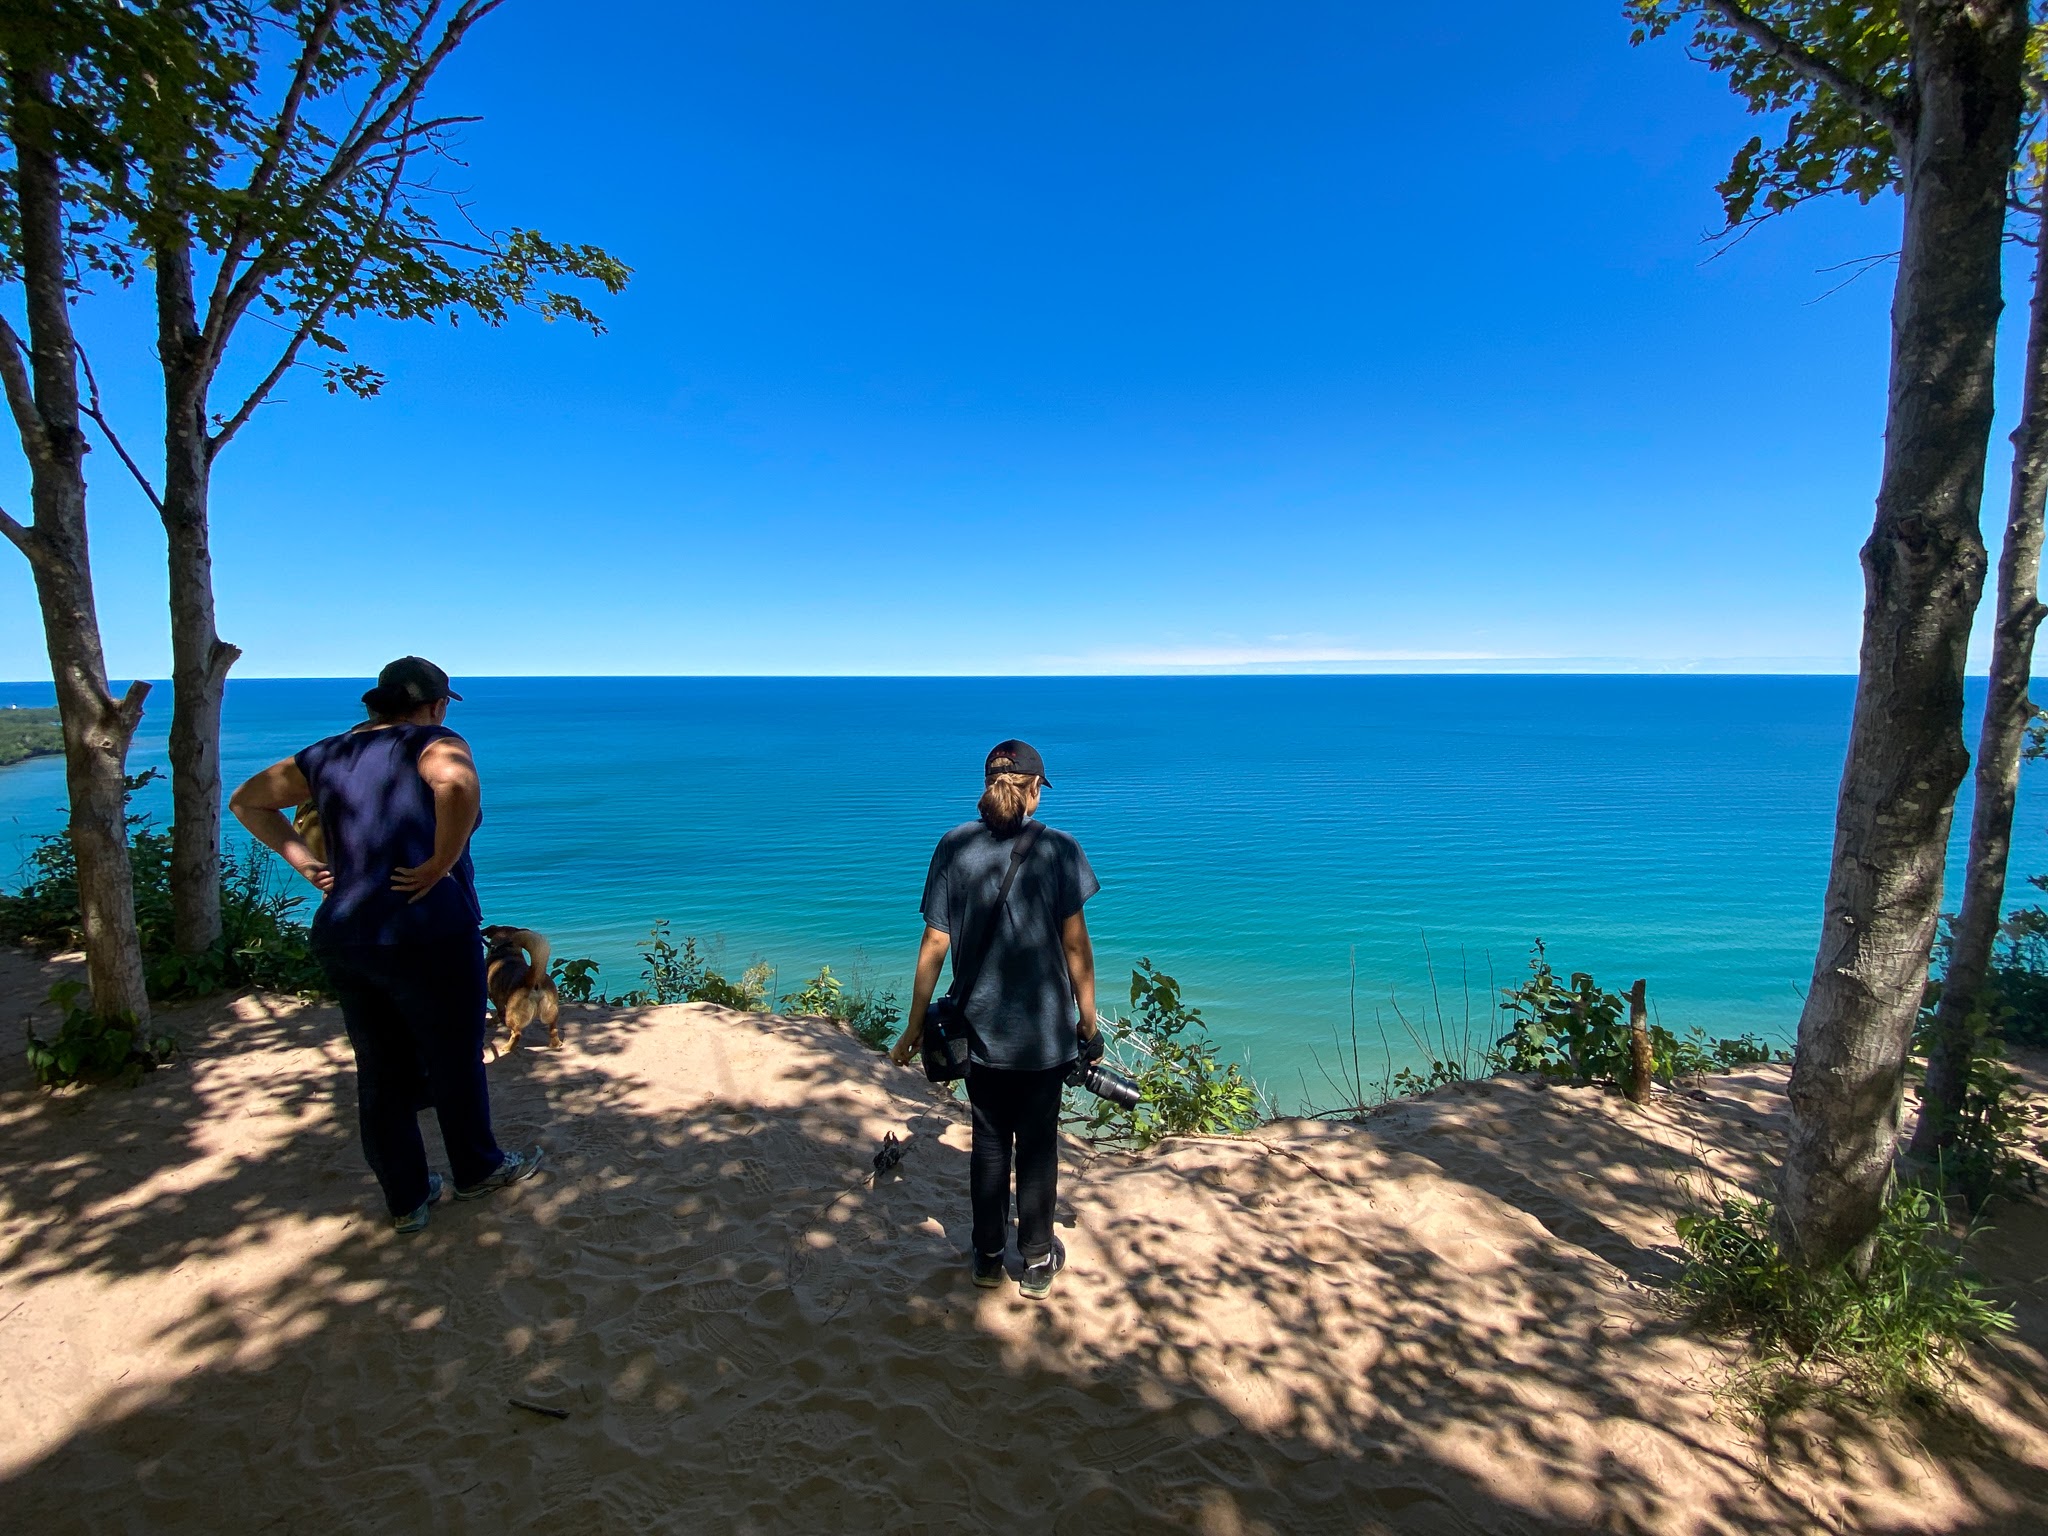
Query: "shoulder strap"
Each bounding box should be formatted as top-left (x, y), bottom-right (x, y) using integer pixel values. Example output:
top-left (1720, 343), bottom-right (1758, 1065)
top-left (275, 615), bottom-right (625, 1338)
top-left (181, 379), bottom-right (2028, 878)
top-left (947, 823), bottom-right (1043, 1002)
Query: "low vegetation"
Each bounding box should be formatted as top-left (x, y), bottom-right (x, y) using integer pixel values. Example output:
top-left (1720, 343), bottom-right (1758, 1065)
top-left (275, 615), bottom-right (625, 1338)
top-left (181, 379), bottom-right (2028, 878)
top-left (26, 978), bottom-right (176, 1088)
top-left (1075, 959), bottom-right (1265, 1148)
top-left (1675, 1184), bottom-right (2014, 1418)
top-left (0, 705), bottom-right (62, 768)
top-left (1493, 940), bottom-right (1779, 1085)
top-left (0, 771), bottom-right (327, 1003)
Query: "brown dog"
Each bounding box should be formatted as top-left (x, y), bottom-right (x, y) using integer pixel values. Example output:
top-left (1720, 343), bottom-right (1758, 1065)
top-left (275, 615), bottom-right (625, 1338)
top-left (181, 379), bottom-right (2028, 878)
top-left (482, 925), bottom-right (561, 1055)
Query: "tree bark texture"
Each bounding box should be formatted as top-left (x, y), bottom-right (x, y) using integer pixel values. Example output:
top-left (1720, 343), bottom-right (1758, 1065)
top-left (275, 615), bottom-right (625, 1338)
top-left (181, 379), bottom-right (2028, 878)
top-left (156, 235), bottom-right (240, 957)
top-left (1624, 979), bottom-right (1652, 1105)
top-left (1909, 175), bottom-right (2048, 1160)
top-left (0, 63), bottom-right (153, 1023)
top-left (1776, 1), bottom-right (2028, 1269)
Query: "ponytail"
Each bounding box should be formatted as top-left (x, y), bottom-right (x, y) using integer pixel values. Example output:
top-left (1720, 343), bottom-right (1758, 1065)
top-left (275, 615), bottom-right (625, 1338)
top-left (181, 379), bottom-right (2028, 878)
top-left (978, 772), bottom-right (1038, 837)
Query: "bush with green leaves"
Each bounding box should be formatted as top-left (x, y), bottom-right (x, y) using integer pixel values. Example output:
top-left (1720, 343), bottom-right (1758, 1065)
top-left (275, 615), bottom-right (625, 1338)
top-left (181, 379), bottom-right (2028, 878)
top-left (27, 980), bottom-right (176, 1088)
top-left (1077, 960), bottom-right (1264, 1148)
top-left (566, 922), bottom-right (773, 1011)
top-left (1491, 940), bottom-right (1783, 1090)
top-left (780, 963), bottom-right (902, 1050)
top-left (549, 955), bottom-right (605, 1004)
top-left (1, 769), bottom-right (327, 1002)
top-left (1909, 991), bottom-right (2046, 1213)
top-left (1675, 1184), bottom-right (2013, 1414)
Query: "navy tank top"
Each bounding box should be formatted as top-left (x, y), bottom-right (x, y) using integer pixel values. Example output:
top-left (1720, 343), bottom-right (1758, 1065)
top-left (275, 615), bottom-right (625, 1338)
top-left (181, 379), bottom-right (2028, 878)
top-left (295, 723), bottom-right (482, 947)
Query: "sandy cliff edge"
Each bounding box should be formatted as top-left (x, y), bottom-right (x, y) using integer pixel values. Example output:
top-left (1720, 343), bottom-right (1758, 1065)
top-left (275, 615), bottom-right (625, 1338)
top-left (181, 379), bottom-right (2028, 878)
top-left (2, 944), bottom-right (2046, 1534)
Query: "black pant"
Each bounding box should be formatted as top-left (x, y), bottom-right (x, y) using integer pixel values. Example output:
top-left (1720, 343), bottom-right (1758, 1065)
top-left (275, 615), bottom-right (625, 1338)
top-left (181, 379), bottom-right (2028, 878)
top-left (317, 936), bottom-right (504, 1216)
top-left (966, 1064), bottom-right (1066, 1263)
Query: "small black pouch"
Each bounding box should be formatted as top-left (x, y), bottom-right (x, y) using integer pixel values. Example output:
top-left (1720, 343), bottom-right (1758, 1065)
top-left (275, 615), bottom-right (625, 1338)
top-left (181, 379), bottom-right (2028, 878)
top-left (921, 994), bottom-right (973, 1083)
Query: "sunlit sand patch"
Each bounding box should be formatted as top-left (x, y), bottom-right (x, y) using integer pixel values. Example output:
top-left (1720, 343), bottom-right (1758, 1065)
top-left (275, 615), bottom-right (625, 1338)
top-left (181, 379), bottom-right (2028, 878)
top-left (1, 944), bottom-right (2046, 1530)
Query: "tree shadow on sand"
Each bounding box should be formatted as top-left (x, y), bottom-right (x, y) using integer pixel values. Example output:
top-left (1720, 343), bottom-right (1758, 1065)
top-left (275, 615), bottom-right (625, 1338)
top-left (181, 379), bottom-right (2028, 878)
top-left (1, 950), bottom-right (2046, 1534)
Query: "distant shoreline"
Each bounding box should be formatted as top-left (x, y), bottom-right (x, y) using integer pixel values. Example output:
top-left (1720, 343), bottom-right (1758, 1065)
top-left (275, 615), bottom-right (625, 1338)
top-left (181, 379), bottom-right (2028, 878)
top-left (0, 706), bottom-right (61, 770)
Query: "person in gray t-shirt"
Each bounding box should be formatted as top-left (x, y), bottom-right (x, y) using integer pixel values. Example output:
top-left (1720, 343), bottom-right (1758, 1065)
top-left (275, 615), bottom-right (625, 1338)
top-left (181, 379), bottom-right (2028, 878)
top-left (891, 739), bottom-right (1098, 1299)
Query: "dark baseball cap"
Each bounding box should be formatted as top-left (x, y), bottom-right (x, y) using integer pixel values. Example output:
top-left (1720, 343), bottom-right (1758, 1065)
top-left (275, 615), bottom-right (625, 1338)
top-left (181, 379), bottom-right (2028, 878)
top-left (368, 655), bottom-right (462, 709)
top-left (984, 739), bottom-right (1049, 784)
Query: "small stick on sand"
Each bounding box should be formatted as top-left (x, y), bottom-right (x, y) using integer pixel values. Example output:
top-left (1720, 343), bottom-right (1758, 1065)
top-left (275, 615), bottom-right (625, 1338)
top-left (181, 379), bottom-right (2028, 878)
top-left (509, 1398), bottom-right (570, 1420)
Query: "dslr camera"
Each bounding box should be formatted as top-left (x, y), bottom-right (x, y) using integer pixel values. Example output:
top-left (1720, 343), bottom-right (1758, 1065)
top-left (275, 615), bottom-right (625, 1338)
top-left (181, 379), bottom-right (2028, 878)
top-left (1066, 1028), bottom-right (1141, 1109)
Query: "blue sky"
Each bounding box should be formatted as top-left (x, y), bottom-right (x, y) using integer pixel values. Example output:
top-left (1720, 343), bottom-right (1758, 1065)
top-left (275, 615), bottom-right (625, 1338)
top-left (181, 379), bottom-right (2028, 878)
top-left (0, 1), bottom-right (2003, 680)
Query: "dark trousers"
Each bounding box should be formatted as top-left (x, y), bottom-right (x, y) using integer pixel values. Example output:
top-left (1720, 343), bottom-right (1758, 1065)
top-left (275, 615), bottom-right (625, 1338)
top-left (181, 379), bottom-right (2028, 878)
top-left (966, 1064), bottom-right (1065, 1263)
top-left (317, 937), bottom-right (503, 1216)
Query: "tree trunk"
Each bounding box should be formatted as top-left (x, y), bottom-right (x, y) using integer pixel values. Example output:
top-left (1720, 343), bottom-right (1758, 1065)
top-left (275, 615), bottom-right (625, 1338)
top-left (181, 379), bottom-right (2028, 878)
top-left (1775, 2), bottom-right (2029, 1271)
top-left (1910, 190), bottom-right (2048, 1163)
top-left (24, 515), bottom-right (153, 1022)
top-left (0, 59), bottom-right (153, 1024)
top-left (156, 236), bottom-right (240, 958)
top-left (1624, 979), bottom-right (1652, 1105)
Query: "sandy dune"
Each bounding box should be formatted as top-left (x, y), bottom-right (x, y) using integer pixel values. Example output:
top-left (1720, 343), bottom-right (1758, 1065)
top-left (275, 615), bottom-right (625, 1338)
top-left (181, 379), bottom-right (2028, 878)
top-left (2, 945), bottom-right (2047, 1534)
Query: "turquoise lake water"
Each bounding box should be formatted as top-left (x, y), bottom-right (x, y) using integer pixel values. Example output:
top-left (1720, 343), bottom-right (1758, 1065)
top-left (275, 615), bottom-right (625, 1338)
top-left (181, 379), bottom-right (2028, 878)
top-left (4, 675), bottom-right (2045, 1108)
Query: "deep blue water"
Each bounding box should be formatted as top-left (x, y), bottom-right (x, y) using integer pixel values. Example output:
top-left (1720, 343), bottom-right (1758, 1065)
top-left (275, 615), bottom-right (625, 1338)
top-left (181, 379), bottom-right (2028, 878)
top-left (4, 675), bottom-right (2044, 1107)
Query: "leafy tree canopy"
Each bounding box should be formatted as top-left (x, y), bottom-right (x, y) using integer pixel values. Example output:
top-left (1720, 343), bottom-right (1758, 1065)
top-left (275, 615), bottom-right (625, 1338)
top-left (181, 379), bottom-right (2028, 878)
top-left (1626, 1), bottom-right (1913, 226)
top-left (0, 0), bottom-right (628, 444)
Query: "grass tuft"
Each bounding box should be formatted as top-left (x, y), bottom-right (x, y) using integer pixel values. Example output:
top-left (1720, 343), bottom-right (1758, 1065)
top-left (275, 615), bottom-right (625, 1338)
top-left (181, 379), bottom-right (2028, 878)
top-left (1674, 1184), bottom-right (2013, 1419)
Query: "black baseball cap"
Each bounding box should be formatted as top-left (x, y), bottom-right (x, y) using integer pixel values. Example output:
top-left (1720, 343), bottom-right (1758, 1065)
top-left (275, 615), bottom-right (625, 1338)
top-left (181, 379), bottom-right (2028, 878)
top-left (365, 656), bottom-right (462, 711)
top-left (984, 739), bottom-right (1049, 784)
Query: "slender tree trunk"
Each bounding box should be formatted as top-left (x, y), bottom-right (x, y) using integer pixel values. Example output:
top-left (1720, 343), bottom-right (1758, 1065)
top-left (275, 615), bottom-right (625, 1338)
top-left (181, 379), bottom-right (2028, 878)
top-left (23, 512), bottom-right (152, 1021)
top-left (156, 235), bottom-right (240, 958)
top-left (0, 61), bottom-right (153, 1024)
top-left (1909, 185), bottom-right (2048, 1161)
top-left (1624, 978), bottom-right (1652, 1105)
top-left (1776, 2), bottom-right (2029, 1271)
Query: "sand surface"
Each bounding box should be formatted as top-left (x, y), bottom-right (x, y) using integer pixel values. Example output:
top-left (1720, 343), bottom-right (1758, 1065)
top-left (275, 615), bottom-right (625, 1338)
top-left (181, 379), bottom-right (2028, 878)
top-left (3, 945), bottom-right (2047, 1534)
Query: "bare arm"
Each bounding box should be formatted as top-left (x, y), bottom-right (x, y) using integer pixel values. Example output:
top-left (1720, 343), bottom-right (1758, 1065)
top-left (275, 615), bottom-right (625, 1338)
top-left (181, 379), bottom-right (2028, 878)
top-left (229, 757), bottom-right (333, 892)
top-left (1063, 908), bottom-right (1097, 1040)
top-left (890, 926), bottom-right (952, 1066)
top-left (391, 734), bottom-right (481, 902)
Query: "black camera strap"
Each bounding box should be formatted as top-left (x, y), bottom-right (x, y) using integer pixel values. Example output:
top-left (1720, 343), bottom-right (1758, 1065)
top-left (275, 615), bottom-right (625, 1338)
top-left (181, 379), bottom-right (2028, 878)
top-left (945, 822), bottom-right (1043, 1011)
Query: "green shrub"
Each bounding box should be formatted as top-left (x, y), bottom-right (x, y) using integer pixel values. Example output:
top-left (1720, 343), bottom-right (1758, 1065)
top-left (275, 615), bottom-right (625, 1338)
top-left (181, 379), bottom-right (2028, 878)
top-left (1675, 1184), bottom-right (2013, 1414)
top-left (549, 955), bottom-right (605, 1003)
top-left (780, 963), bottom-right (902, 1050)
top-left (1079, 960), bottom-right (1264, 1148)
top-left (0, 769), bottom-right (328, 1002)
top-left (1910, 993), bottom-right (2047, 1213)
top-left (1491, 940), bottom-right (1785, 1089)
top-left (26, 980), bottom-right (176, 1088)
top-left (609, 922), bottom-right (771, 1010)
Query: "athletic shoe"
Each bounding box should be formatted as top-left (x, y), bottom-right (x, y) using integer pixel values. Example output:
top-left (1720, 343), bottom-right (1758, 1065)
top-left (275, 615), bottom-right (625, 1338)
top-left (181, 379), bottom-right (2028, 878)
top-left (393, 1173), bottom-right (444, 1235)
top-left (1019, 1237), bottom-right (1066, 1300)
top-left (971, 1250), bottom-right (1006, 1288)
top-left (454, 1146), bottom-right (546, 1201)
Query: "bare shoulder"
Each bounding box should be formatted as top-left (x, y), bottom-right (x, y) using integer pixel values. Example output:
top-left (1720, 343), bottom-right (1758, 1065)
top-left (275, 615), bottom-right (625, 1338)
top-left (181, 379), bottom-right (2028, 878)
top-left (416, 731), bottom-right (477, 780)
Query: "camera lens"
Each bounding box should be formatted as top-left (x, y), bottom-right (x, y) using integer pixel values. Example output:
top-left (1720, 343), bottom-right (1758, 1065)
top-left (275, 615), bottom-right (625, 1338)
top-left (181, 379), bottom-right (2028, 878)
top-left (1077, 1062), bottom-right (1143, 1109)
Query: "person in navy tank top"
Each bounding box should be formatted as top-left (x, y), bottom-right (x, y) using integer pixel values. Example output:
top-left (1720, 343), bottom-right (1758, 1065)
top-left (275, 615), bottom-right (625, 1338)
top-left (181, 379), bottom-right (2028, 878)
top-left (230, 657), bottom-right (542, 1233)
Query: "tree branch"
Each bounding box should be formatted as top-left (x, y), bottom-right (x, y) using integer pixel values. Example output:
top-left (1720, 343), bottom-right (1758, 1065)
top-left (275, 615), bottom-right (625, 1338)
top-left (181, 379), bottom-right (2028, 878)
top-left (76, 345), bottom-right (163, 512)
top-left (0, 311), bottom-right (47, 465)
top-left (205, 1), bottom-right (347, 338)
top-left (113, 679), bottom-right (151, 734)
top-left (0, 502), bottom-right (45, 569)
top-left (210, 114), bottom-right (415, 454)
top-left (1701, 0), bottom-right (1907, 142)
top-left (202, 1), bottom-right (507, 375)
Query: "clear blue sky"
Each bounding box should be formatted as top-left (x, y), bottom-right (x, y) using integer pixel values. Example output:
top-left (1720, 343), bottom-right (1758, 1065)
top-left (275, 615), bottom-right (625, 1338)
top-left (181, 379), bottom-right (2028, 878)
top-left (0, 2), bottom-right (2012, 680)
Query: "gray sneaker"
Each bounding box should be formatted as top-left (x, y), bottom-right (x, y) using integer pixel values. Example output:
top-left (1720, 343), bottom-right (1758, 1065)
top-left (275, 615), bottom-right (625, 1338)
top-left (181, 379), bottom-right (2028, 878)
top-left (393, 1173), bottom-right (444, 1235)
top-left (1019, 1237), bottom-right (1066, 1300)
top-left (455, 1146), bottom-right (546, 1201)
top-left (971, 1250), bottom-right (1006, 1288)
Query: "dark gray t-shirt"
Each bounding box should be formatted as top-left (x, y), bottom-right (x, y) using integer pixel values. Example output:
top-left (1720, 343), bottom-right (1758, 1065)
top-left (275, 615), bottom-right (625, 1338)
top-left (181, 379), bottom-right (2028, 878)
top-left (920, 818), bottom-right (1100, 1072)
